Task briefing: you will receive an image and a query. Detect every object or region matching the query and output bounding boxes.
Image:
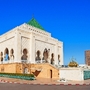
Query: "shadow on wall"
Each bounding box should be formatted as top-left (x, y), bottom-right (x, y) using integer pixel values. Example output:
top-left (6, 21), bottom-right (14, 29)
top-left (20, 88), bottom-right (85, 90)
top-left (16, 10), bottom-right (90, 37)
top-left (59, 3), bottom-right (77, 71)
top-left (32, 70), bottom-right (41, 77)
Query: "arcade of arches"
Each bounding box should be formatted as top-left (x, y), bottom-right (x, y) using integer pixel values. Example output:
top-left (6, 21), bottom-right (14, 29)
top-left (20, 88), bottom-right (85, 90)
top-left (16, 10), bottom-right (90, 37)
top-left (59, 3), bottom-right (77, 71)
top-left (0, 48), bottom-right (60, 65)
top-left (35, 48), bottom-right (60, 65)
top-left (0, 48), bottom-right (14, 62)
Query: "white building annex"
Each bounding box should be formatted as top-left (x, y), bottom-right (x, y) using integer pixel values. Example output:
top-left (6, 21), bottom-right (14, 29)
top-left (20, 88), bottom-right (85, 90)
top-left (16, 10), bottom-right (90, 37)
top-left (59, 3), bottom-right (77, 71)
top-left (0, 18), bottom-right (63, 66)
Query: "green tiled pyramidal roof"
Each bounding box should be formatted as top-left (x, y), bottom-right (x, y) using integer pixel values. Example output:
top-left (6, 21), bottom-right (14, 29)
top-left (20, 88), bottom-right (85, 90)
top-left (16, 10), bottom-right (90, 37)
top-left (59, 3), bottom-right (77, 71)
top-left (27, 18), bottom-right (45, 31)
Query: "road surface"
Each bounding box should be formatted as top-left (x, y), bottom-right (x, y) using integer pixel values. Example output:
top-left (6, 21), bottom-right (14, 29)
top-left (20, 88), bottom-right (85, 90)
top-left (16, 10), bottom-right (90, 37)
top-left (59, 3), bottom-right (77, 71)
top-left (0, 83), bottom-right (90, 90)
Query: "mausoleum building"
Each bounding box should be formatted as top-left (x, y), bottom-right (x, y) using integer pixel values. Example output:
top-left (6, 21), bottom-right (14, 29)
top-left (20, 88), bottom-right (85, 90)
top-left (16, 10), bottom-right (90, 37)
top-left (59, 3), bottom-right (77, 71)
top-left (0, 18), bottom-right (63, 79)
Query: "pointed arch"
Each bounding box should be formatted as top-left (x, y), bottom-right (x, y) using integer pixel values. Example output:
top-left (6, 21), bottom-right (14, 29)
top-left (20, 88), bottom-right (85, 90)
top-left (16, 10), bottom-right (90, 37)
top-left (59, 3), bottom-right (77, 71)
top-left (23, 67), bottom-right (28, 74)
top-left (23, 49), bottom-right (28, 55)
top-left (58, 54), bottom-right (60, 65)
top-left (4, 48), bottom-right (9, 61)
top-left (1, 52), bottom-right (3, 56)
top-left (4, 48), bottom-right (9, 54)
top-left (21, 48), bottom-right (28, 60)
top-left (10, 49), bottom-right (14, 55)
top-left (10, 49), bottom-right (14, 60)
top-left (35, 50), bottom-right (41, 63)
top-left (58, 55), bottom-right (60, 60)
top-left (42, 48), bottom-right (48, 63)
top-left (0, 52), bottom-right (3, 62)
top-left (51, 53), bottom-right (54, 65)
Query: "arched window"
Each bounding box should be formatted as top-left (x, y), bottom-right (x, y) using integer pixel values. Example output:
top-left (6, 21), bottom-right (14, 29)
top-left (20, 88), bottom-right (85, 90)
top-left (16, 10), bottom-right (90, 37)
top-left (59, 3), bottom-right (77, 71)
top-left (51, 53), bottom-right (54, 65)
top-left (58, 55), bottom-right (60, 60)
top-left (35, 50), bottom-right (41, 62)
top-left (10, 49), bottom-right (14, 60)
top-left (1, 52), bottom-right (3, 56)
top-left (21, 49), bottom-right (28, 60)
top-left (0, 52), bottom-right (3, 62)
top-left (23, 67), bottom-right (28, 74)
top-left (4, 48), bottom-right (9, 54)
top-left (42, 48), bottom-right (48, 63)
top-left (4, 48), bottom-right (9, 61)
top-left (23, 49), bottom-right (27, 55)
top-left (58, 55), bottom-right (60, 65)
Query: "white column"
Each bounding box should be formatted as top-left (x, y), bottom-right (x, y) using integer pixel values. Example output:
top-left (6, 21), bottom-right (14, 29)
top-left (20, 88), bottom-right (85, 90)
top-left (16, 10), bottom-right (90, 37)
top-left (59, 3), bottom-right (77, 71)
top-left (60, 43), bottom-right (64, 65)
top-left (30, 33), bottom-right (35, 63)
top-left (40, 51), bottom-right (43, 63)
top-left (81, 70), bottom-right (84, 80)
top-left (54, 44), bottom-right (58, 65)
top-left (48, 49), bottom-right (50, 64)
top-left (40, 55), bottom-right (42, 63)
top-left (14, 29), bottom-right (21, 63)
top-left (14, 30), bottom-right (18, 62)
top-left (49, 51), bottom-right (51, 64)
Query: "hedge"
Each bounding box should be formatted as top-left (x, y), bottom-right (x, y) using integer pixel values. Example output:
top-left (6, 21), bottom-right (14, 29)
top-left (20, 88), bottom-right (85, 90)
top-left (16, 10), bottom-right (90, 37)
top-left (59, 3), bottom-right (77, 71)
top-left (0, 73), bottom-right (35, 80)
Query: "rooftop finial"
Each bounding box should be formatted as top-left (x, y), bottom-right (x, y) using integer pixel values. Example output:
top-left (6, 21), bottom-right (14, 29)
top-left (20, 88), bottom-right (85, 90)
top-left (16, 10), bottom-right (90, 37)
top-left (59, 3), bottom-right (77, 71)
top-left (32, 14), bottom-right (34, 19)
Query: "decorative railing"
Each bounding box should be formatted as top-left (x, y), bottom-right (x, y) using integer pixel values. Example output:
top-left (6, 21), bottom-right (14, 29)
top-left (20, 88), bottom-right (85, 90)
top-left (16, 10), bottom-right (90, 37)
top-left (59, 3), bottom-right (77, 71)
top-left (0, 59), bottom-right (56, 66)
top-left (21, 60), bottom-right (29, 63)
top-left (35, 59), bottom-right (55, 65)
top-left (0, 60), bottom-right (30, 64)
top-left (0, 60), bottom-right (14, 64)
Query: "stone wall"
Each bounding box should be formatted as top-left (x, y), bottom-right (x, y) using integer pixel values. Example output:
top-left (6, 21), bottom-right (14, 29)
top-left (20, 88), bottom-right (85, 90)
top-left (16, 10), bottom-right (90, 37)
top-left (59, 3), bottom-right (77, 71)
top-left (0, 63), bottom-right (16, 73)
top-left (0, 63), bottom-right (59, 79)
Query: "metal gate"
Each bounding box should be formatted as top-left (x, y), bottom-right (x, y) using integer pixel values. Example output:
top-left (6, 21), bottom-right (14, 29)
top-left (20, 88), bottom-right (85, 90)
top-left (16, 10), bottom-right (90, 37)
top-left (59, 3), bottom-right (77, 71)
top-left (84, 70), bottom-right (90, 80)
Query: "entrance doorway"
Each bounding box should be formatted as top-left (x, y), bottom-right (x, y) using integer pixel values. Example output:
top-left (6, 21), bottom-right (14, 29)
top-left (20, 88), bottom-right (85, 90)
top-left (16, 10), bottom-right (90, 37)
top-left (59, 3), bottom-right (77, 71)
top-left (23, 67), bottom-right (28, 74)
top-left (50, 70), bottom-right (52, 78)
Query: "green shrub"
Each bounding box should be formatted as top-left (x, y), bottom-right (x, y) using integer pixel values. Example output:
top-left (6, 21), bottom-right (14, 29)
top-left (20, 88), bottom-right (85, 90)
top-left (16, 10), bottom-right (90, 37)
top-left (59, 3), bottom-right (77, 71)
top-left (0, 73), bottom-right (35, 80)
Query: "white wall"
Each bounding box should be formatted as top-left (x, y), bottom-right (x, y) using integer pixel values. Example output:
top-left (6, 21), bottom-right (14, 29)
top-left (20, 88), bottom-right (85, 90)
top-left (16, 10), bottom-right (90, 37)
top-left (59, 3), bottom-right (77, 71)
top-left (60, 68), bottom-right (84, 81)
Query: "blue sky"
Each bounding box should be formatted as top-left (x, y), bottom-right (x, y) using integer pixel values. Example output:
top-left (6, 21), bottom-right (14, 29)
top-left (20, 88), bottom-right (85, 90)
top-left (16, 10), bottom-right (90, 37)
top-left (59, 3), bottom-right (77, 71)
top-left (0, 0), bottom-right (90, 65)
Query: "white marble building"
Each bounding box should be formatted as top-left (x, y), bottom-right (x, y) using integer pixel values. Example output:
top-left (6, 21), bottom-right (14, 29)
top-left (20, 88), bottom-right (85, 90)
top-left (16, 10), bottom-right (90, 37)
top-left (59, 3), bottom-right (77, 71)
top-left (0, 18), bottom-right (63, 66)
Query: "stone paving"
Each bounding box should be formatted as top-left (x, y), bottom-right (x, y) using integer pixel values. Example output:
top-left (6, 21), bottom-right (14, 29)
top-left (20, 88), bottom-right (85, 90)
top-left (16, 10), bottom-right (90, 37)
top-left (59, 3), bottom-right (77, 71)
top-left (0, 77), bottom-right (90, 85)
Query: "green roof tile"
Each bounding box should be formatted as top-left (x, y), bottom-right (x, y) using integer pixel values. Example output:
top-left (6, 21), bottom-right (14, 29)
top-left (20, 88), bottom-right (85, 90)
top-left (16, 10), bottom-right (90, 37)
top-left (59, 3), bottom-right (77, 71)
top-left (27, 18), bottom-right (45, 31)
